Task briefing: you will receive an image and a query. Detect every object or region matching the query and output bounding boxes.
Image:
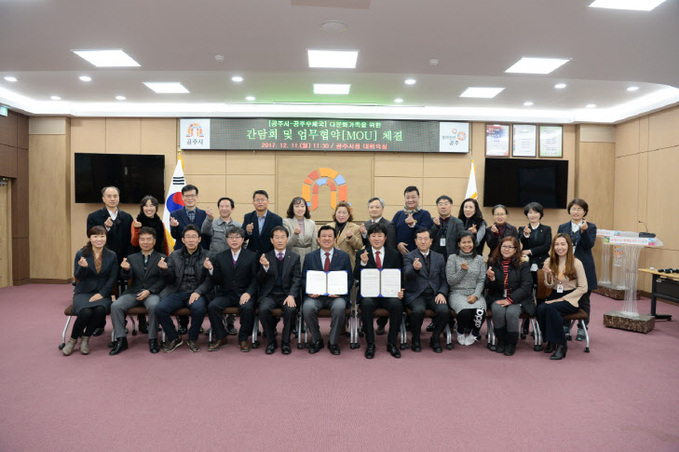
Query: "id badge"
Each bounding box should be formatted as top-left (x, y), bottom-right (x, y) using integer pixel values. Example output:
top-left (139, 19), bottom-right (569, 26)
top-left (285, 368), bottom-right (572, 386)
top-left (530, 263), bottom-right (538, 272)
top-left (440, 238), bottom-right (446, 247)
top-left (503, 289), bottom-right (507, 298)
top-left (557, 284), bottom-right (564, 294)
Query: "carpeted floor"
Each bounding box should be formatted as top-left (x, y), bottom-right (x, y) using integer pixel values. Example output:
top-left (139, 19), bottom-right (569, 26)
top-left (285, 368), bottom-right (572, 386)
top-left (1, 284), bottom-right (678, 451)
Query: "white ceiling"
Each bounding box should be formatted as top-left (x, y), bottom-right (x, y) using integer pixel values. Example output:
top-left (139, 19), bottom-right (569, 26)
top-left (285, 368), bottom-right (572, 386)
top-left (1, 0), bottom-right (678, 123)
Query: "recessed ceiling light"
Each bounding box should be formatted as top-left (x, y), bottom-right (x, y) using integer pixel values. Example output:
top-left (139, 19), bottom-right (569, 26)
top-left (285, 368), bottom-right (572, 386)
top-left (394, 98), bottom-right (404, 103)
top-left (404, 78), bottom-right (417, 85)
top-left (459, 87), bottom-right (504, 98)
top-left (50, 96), bottom-right (62, 101)
top-left (585, 103), bottom-right (597, 108)
top-left (72, 49), bottom-right (140, 67)
top-left (143, 82), bottom-right (189, 94)
top-left (589, 0), bottom-right (666, 11)
top-left (554, 83), bottom-right (567, 89)
top-left (505, 57), bottom-right (570, 75)
top-left (308, 50), bottom-right (358, 69)
top-left (4, 76), bottom-right (18, 82)
top-left (231, 76), bottom-right (244, 83)
top-left (429, 59), bottom-right (439, 66)
top-left (627, 86), bottom-right (640, 92)
top-left (79, 75), bottom-right (92, 82)
top-left (313, 83), bottom-right (351, 95)
top-left (320, 20), bottom-right (347, 33)
top-left (523, 101), bottom-right (534, 107)
top-left (245, 96), bottom-right (256, 101)
top-left (115, 95), bottom-right (126, 101)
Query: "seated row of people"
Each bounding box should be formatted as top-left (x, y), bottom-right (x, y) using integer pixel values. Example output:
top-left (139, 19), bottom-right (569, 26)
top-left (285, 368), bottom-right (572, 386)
top-left (64, 218), bottom-right (588, 361)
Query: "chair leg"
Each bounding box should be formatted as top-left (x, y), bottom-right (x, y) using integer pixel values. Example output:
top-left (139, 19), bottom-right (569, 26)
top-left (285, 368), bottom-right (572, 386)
top-left (59, 316), bottom-right (73, 349)
top-left (130, 315), bottom-right (138, 336)
top-left (445, 323), bottom-right (454, 350)
top-left (297, 310), bottom-right (304, 349)
top-left (531, 318), bottom-right (543, 351)
top-left (581, 321), bottom-right (590, 352)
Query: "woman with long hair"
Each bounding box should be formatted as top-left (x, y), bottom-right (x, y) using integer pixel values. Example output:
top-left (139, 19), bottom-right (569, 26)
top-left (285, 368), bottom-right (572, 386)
top-left (327, 200), bottom-right (363, 268)
top-left (485, 236), bottom-right (533, 356)
top-left (62, 226), bottom-right (118, 356)
top-left (457, 197), bottom-right (486, 256)
top-left (282, 196), bottom-right (318, 264)
top-left (537, 233), bottom-right (587, 360)
top-left (131, 195), bottom-right (168, 255)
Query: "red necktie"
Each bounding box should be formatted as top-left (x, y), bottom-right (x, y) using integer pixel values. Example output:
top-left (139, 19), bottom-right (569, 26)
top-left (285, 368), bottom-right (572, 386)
top-left (324, 252), bottom-right (330, 271)
top-left (375, 250), bottom-right (382, 269)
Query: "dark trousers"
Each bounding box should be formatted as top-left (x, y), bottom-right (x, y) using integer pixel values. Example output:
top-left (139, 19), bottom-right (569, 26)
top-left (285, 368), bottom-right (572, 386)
top-left (72, 305), bottom-right (107, 339)
top-left (361, 297), bottom-right (402, 346)
top-left (538, 300), bottom-right (579, 346)
top-left (408, 295), bottom-right (449, 342)
top-left (258, 293), bottom-right (297, 345)
top-left (155, 292), bottom-right (207, 341)
top-left (208, 294), bottom-right (255, 343)
top-left (456, 307), bottom-right (486, 335)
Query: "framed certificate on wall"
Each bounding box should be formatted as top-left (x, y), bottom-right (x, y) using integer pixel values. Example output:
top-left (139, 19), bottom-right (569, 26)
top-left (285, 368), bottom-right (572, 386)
top-left (512, 124), bottom-right (537, 157)
top-left (485, 124), bottom-right (510, 157)
top-left (539, 125), bottom-right (563, 158)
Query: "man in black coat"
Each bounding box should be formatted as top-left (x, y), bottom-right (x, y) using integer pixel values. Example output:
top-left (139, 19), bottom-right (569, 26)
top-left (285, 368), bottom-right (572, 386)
top-left (110, 227), bottom-right (167, 355)
top-left (205, 226), bottom-right (259, 352)
top-left (242, 189), bottom-right (283, 255)
top-left (355, 223), bottom-right (403, 359)
top-left (257, 226), bottom-right (302, 355)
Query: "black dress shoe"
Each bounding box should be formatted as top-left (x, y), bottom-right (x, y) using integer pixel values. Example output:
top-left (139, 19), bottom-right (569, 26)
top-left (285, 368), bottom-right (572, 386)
top-left (429, 338), bottom-right (443, 353)
top-left (426, 320), bottom-right (435, 332)
top-left (412, 340), bottom-right (422, 352)
top-left (109, 337), bottom-right (128, 356)
top-left (226, 315), bottom-right (237, 335)
top-left (92, 328), bottom-right (105, 337)
top-left (308, 340), bottom-right (324, 354)
top-left (265, 343), bottom-right (277, 355)
top-left (365, 343), bottom-right (375, 359)
top-left (550, 344), bottom-right (567, 360)
top-left (544, 342), bottom-right (556, 353)
top-left (387, 343), bottom-right (401, 358)
top-left (138, 315), bottom-right (148, 335)
top-left (281, 342), bottom-right (292, 355)
top-left (328, 343), bottom-right (341, 355)
top-left (149, 339), bottom-right (160, 354)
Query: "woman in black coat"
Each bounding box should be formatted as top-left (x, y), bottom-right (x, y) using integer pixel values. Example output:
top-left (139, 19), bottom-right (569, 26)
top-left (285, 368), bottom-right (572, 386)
top-left (62, 225), bottom-right (118, 356)
top-left (485, 236), bottom-right (533, 356)
top-left (484, 204), bottom-right (519, 256)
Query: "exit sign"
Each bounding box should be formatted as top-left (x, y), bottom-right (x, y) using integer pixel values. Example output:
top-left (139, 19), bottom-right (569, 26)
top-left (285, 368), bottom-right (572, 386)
top-left (0, 106), bottom-right (8, 116)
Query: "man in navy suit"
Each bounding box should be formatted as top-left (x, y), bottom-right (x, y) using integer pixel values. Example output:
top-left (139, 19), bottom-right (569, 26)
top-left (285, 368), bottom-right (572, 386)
top-left (302, 225), bottom-right (354, 355)
top-left (204, 227), bottom-right (259, 352)
top-left (169, 184), bottom-right (208, 250)
top-left (355, 223), bottom-right (403, 359)
top-left (243, 189), bottom-right (283, 256)
top-left (257, 226), bottom-right (302, 355)
top-left (403, 228), bottom-right (450, 353)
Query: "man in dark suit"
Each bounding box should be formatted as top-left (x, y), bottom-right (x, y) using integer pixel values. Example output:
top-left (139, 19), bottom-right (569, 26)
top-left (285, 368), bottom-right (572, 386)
top-left (110, 227), bottom-right (167, 355)
top-left (86, 185), bottom-right (134, 335)
top-left (257, 226), bottom-right (302, 355)
top-left (169, 184), bottom-right (209, 250)
top-left (403, 228), bottom-right (450, 353)
top-left (302, 225), bottom-right (354, 356)
top-left (243, 189), bottom-right (283, 256)
top-left (205, 226), bottom-right (259, 352)
top-left (355, 223), bottom-right (403, 359)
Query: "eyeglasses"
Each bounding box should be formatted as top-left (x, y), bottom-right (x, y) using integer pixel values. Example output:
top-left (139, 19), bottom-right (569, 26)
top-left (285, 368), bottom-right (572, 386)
top-left (501, 245), bottom-right (516, 249)
top-left (494, 213), bottom-right (507, 217)
top-left (253, 198), bottom-right (268, 203)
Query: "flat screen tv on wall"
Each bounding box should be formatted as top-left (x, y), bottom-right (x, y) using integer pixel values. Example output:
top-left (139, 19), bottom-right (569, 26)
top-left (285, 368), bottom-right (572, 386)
top-left (483, 158), bottom-right (568, 209)
top-left (74, 153), bottom-right (165, 203)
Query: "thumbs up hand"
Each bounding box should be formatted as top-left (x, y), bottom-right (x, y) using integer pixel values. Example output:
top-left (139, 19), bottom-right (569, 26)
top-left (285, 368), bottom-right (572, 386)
top-left (203, 257), bottom-right (213, 271)
top-left (259, 254), bottom-right (269, 267)
top-left (120, 257), bottom-right (130, 271)
top-left (460, 260), bottom-right (469, 271)
top-left (413, 257), bottom-right (422, 270)
top-left (157, 257), bottom-right (168, 270)
top-left (169, 217), bottom-right (179, 227)
top-left (486, 267), bottom-right (495, 281)
top-left (246, 223), bottom-right (254, 234)
top-left (360, 250), bottom-right (369, 265)
top-left (78, 256), bottom-right (88, 268)
top-left (104, 217), bottom-right (114, 229)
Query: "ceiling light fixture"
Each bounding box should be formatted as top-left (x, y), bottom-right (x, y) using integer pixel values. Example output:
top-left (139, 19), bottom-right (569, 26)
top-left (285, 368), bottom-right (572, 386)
top-left (589, 0), bottom-right (667, 11)
top-left (245, 96), bottom-right (256, 101)
top-left (505, 57), bottom-right (570, 75)
top-left (72, 49), bottom-right (140, 67)
top-left (394, 98), bottom-right (404, 103)
top-left (50, 96), bottom-right (61, 101)
top-left (4, 76), bottom-right (18, 82)
top-left (627, 86), bottom-right (640, 92)
top-left (459, 87), bottom-right (504, 98)
top-left (554, 83), bottom-right (567, 89)
top-left (404, 78), bottom-right (416, 85)
top-left (320, 20), bottom-right (347, 33)
top-left (585, 103), bottom-right (597, 108)
top-left (115, 95), bottom-right (126, 101)
top-left (523, 101), bottom-right (534, 107)
top-left (313, 83), bottom-right (351, 95)
top-left (231, 76), bottom-right (244, 83)
top-left (79, 75), bottom-right (92, 82)
top-left (143, 82), bottom-right (189, 94)
top-left (308, 50), bottom-right (358, 69)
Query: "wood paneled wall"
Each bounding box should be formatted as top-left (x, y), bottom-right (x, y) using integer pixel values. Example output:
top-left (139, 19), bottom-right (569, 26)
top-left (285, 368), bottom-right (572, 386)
top-left (0, 111), bottom-right (29, 285)
top-left (615, 105), bottom-right (679, 292)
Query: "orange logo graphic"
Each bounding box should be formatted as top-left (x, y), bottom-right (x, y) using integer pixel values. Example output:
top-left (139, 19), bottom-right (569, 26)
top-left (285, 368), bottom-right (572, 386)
top-left (186, 123), bottom-right (204, 138)
top-left (302, 168), bottom-right (348, 211)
